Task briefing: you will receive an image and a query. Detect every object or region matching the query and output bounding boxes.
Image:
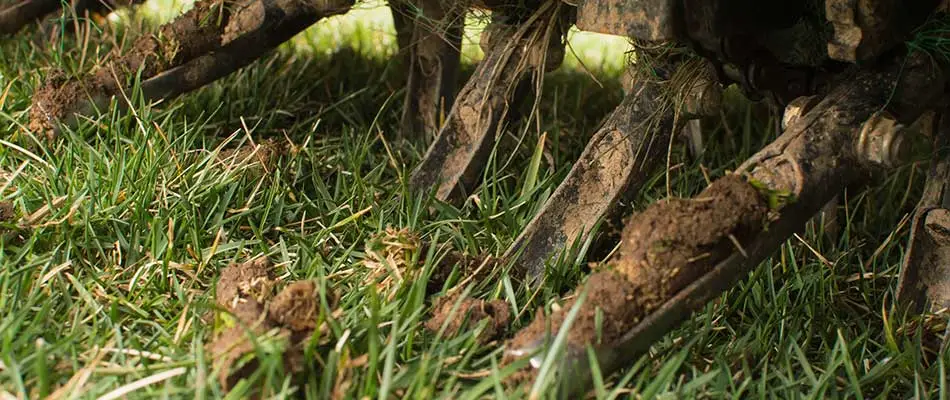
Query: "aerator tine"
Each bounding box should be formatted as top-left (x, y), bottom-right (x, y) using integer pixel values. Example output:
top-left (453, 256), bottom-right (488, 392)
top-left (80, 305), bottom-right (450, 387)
top-left (390, 0), bottom-right (464, 140)
top-left (898, 110), bottom-right (950, 347)
top-left (0, 0), bottom-right (140, 37)
top-left (503, 51), bottom-right (946, 396)
top-left (29, 0), bottom-right (356, 138)
top-left (408, 0), bottom-right (571, 202)
top-left (502, 55), bottom-right (722, 284)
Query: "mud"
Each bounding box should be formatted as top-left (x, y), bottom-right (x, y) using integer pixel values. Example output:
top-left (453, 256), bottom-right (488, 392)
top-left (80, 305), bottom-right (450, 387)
top-left (29, 0), bottom-right (234, 136)
top-left (29, 71), bottom-right (95, 139)
top-left (508, 175), bottom-right (768, 351)
top-left (268, 280), bottom-right (320, 332)
top-left (425, 248), bottom-right (499, 295)
top-left (425, 294), bottom-right (511, 342)
top-left (221, 0), bottom-right (263, 45)
top-left (207, 257), bottom-right (334, 391)
top-left (0, 201), bottom-right (14, 223)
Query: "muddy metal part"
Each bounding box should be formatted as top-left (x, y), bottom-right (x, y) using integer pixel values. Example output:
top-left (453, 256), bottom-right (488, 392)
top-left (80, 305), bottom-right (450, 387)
top-left (825, 0), bottom-right (943, 62)
top-left (0, 0), bottom-right (62, 35)
top-left (29, 0), bottom-right (355, 136)
top-left (503, 67), bottom-right (676, 282)
top-left (898, 113), bottom-right (950, 314)
top-left (505, 58), bottom-right (722, 283)
top-left (0, 0), bottom-right (138, 36)
top-left (504, 53), bottom-right (944, 396)
top-left (408, 1), bottom-right (571, 202)
top-left (391, 0), bottom-right (464, 140)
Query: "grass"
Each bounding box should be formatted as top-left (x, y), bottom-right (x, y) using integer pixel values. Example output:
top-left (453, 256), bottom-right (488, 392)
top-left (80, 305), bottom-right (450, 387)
top-left (0, 1), bottom-right (947, 398)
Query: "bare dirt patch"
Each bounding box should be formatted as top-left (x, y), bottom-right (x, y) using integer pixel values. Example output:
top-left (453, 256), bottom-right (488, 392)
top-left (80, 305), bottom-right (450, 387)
top-left (508, 175), bottom-right (769, 352)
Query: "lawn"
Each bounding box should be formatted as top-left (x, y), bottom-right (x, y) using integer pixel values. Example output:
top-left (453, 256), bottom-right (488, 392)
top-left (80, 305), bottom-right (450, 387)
top-left (0, 1), bottom-right (947, 398)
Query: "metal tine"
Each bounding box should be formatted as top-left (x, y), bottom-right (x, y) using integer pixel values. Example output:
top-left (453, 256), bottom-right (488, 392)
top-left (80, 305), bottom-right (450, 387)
top-left (897, 110), bottom-right (950, 317)
top-left (139, 0), bottom-right (354, 101)
top-left (391, 0), bottom-right (464, 140)
top-left (503, 56), bottom-right (723, 284)
top-left (0, 0), bottom-right (141, 37)
top-left (34, 0), bottom-right (355, 135)
top-left (503, 52), bottom-right (944, 397)
top-left (502, 66), bottom-right (676, 283)
top-left (0, 0), bottom-right (62, 35)
top-left (408, 0), bottom-right (570, 202)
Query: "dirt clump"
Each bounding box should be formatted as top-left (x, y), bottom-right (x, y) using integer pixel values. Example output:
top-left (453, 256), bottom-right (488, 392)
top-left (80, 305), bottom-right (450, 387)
top-left (216, 256), bottom-right (276, 309)
top-left (268, 280), bottom-right (320, 332)
top-left (361, 227), bottom-right (423, 300)
top-left (507, 175), bottom-right (769, 355)
top-left (0, 201), bottom-right (14, 223)
top-left (426, 293), bottom-right (511, 342)
top-left (29, 71), bottom-right (97, 139)
top-left (207, 257), bottom-right (335, 392)
top-left (359, 228), bottom-right (507, 340)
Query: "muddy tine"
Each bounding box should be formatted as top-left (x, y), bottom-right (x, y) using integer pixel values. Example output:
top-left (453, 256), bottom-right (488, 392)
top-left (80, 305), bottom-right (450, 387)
top-left (503, 68), bottom-right (676, 282)
top-left (504, 58), bottom-right (721, 283)
top-left (0, 0), bottom-right (61, 35)
top-left (29, 0), bottom-right (355, 137)
top-left (30, 0), bottom-right (243, 136)
top-left (0, 0), bottom-right (142, 37)
top-left (503, 52), bottom-right (944, 396)
top-left (408, 1), bottom-right (570, 202)
top-left (393, 0), bottom-right (463, 140)
top-left (139, 0), bottom-right (355, 101)
top-left (897, 112), bottom-right (950, 315)
top-left (390, 1), bottom-right (413, 55)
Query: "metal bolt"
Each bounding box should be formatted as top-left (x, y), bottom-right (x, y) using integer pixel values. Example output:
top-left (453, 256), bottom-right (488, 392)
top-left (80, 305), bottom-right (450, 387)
top-left (781, 95), bottom-right (820, 130)
top-left (855, 112), bottom-right (908, 168)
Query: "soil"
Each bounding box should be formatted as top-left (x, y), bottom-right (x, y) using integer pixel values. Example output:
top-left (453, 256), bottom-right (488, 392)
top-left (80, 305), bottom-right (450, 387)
top-left (507, 175), bottom-right (768, 354)
top-left (221, 0), bottom-right (263, 44)
top-left (425, 293), bottom-right (511, 342)
top-left (425, 248), bottom-right (499, 295)
top-left (268, 280), bottom-right (320, 332)
top-left (0, 201), bottom-right (14, 222)
top-left (207, 257), bottom-right (334, 391)
top-left (29, 71), bottom-right (96, 139)
top-left (215, 256), bottom-right (276, 311)
top-left (29, 0), bottom-right (233, 136)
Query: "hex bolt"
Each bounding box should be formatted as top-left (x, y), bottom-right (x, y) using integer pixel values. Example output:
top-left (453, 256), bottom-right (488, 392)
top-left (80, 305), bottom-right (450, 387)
top-left (855, 112), bottom-right (909, 168)
top-left (781, 95), bottom-right (821, 130)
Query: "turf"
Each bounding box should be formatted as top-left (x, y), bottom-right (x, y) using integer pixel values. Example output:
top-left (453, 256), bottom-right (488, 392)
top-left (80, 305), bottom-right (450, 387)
top-left (0, 1), bottom-right (947, 398)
